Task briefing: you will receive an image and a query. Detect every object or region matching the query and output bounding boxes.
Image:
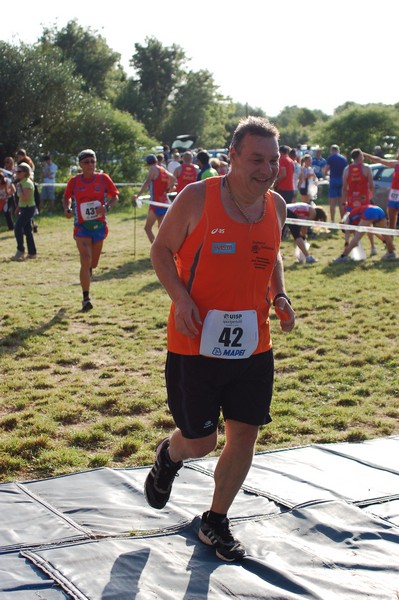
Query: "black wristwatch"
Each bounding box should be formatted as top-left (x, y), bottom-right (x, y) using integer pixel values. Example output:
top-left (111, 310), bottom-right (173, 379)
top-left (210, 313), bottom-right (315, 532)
top-left (273, 293), bottom-right (292, 306)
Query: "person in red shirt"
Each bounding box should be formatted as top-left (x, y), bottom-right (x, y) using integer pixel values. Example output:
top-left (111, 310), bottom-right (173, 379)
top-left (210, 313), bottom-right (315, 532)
top-left (275, 145), bottom-right (295, 203)
top-left (173, 151), bottom-right (199, 193)
top-left (334, 204), bottom-right (395, 262)
top-left (132, 154), bottom-right (176, 244)
top-left (341, 149), bottom-right (375, 254)
top-left (63, 149), bottom-right (119, 312)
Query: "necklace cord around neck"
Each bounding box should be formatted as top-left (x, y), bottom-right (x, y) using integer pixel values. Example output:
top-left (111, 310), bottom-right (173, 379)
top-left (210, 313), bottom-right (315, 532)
top-left (224, 176), bottom-right (266, 224)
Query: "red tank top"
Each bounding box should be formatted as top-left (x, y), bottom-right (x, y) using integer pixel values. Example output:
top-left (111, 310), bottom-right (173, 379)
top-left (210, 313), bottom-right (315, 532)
top-left (176, 164), bottom-right (198, 193)
top-left (391, 163), bottom-right (399, 191)
top-left (167, 177), bottom-right (281, 355)
top-left (347, 163), bottom-right (369, 208)
top-left (151, 166), bottom-right (169, 203)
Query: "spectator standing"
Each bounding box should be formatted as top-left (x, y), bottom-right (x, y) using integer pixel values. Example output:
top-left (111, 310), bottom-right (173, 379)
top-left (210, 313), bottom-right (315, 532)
top-left (324, 144), bottom-right (348, 221)
top-left (217, 153), bottom-right (230, 176)
top-left (312, 148), bottom-right (327, 179)
top-left (167, 152), bottom-right (181, 174)
top-left (132, 154), bottom-right (176, 244)
top-left (289, 148), bottom-right (301, 199)
top-left (275, 145), bottom-right (295, 203)
top-left (372, 145), bottom-right (384, 159)
top-left (163, 145), bottom-right (171, 164)
top-left (11, 162), bottom-right (37, 260)
top-left (196, 151), bottom-right (219, 180)
top-left (298, 155), bottom-right (317, 203)
top-left (16, 149), bottom-right (35, 172)
top-left (0, 172), bottom-right (15, 230)
top-left (40, 154), bottom-right (58, 213)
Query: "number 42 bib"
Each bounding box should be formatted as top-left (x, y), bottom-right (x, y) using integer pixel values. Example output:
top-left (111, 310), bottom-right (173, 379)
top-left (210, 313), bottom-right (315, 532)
top-left (200, 310), bottom-right (258, 359)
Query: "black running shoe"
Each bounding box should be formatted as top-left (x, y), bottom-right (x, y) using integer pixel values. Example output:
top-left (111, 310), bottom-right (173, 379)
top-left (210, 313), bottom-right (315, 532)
top-left (144, 438), bottom-right (182, 509)
top-left (82, 299), bottom-right (93, 312)
top-left (198, 511), bottom-right (246, 562)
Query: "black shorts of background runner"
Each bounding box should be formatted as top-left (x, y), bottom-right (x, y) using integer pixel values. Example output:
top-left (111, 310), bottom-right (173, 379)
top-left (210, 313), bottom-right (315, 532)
top-left (276, 189), bottom-right (295, 204)
top-left (165, 350), bottom-right (274, 439)
top-left (286, 209), bottom-right (302, 239)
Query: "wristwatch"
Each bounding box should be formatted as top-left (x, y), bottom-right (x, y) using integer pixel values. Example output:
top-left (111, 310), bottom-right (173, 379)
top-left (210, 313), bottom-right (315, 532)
top-left (273, 293), bottom-right (292, 306)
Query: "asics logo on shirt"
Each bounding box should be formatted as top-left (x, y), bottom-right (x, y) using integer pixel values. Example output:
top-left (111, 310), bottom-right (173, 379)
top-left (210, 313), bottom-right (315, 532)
top-left (211, 228), bottom-right (225, 234)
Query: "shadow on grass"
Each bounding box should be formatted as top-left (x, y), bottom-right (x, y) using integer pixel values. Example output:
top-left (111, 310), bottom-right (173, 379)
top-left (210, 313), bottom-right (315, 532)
top-left (0, 308), bottom-right (68, 355)
top-left (94, 257), bottom-right (153, 281)
top-left (321, 259), bottom-right (399, 278)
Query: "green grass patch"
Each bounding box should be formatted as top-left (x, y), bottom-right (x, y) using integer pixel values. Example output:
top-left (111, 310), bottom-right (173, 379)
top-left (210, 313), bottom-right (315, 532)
top-left (0, 208), bottom-right (398, 481)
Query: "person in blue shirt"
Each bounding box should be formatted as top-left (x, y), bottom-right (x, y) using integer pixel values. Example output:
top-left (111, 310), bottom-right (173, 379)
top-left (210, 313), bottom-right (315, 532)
top-left (324, 144), bottom-right (348, 222)
top-left (311, 148), bottom-right (327, 179)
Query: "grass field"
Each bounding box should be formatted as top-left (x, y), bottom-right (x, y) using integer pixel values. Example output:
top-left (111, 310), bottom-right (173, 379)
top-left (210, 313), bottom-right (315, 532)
top-left (0, 204), bottom-right (398, 483)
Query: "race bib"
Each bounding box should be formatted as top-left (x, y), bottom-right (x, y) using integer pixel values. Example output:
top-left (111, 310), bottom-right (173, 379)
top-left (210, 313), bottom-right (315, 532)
top-left (80, 200), bottom-right (102, 221)
top-left (389, 188), bottom-right (399, 202)
top-left (199, 310), bottom-right (258, 359)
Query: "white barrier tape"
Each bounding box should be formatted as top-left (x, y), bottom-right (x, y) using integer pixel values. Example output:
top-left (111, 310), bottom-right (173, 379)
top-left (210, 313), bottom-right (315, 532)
top-left (135, 196), bottom-right (170, 208)
top-left (135, 196), bottom-right (399, 237)
top-left (285, 217), bottom-right (399, 237)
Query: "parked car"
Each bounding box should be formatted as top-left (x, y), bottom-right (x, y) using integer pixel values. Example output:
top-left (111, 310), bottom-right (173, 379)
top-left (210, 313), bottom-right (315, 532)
top-left (170, 135), bottom-right (197, 153)
top-left (369, 163), bottom-right (393, 213)
top-left (207, 148), bottom-right (229, 159)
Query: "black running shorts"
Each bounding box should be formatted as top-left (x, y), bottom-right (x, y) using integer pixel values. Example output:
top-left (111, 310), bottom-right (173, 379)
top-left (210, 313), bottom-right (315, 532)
top-left (165, 350), bottom-right (274, 439)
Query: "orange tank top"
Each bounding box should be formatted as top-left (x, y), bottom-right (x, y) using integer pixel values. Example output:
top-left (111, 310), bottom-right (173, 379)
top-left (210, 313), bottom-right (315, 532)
top-left (167, 177), bottom-right (281, 355)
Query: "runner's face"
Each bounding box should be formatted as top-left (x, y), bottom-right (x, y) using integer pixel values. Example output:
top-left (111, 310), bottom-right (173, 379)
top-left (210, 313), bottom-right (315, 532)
top-left (230, 134), bottom-right (279, 197)
top-left (80, 158), bottom-right (96, 178)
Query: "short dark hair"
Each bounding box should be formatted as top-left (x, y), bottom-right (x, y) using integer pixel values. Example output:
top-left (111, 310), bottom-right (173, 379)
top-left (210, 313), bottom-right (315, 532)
top-left (230, 116), bottom-right (279, 153)
top-left (315, 207), bottom-right (327, 222)
top-left (145, 154), bottom-right (157, 165)
top-left (197, 150), bottom-right (210, 164)
top-left (279, 145), bottom-right (290, 155)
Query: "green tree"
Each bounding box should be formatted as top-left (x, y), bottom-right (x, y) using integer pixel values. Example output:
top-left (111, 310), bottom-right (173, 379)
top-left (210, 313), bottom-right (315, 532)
top-left (40, 20), bottom-right (125, 102)
top-left (48, 98), bottom-right (156, 181)
top-left (316, 104), bottom-right (399, 156)
top-left (163, 70), bottom-right (231, 148)
top-left (129, 37), bottom-right (186, 138)
top-left (0, 41), bottom-right (83, 159)
top-left (224, 104), bottom-right (268, 148)
top-left (273, 105), bottom-right (329, 148)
